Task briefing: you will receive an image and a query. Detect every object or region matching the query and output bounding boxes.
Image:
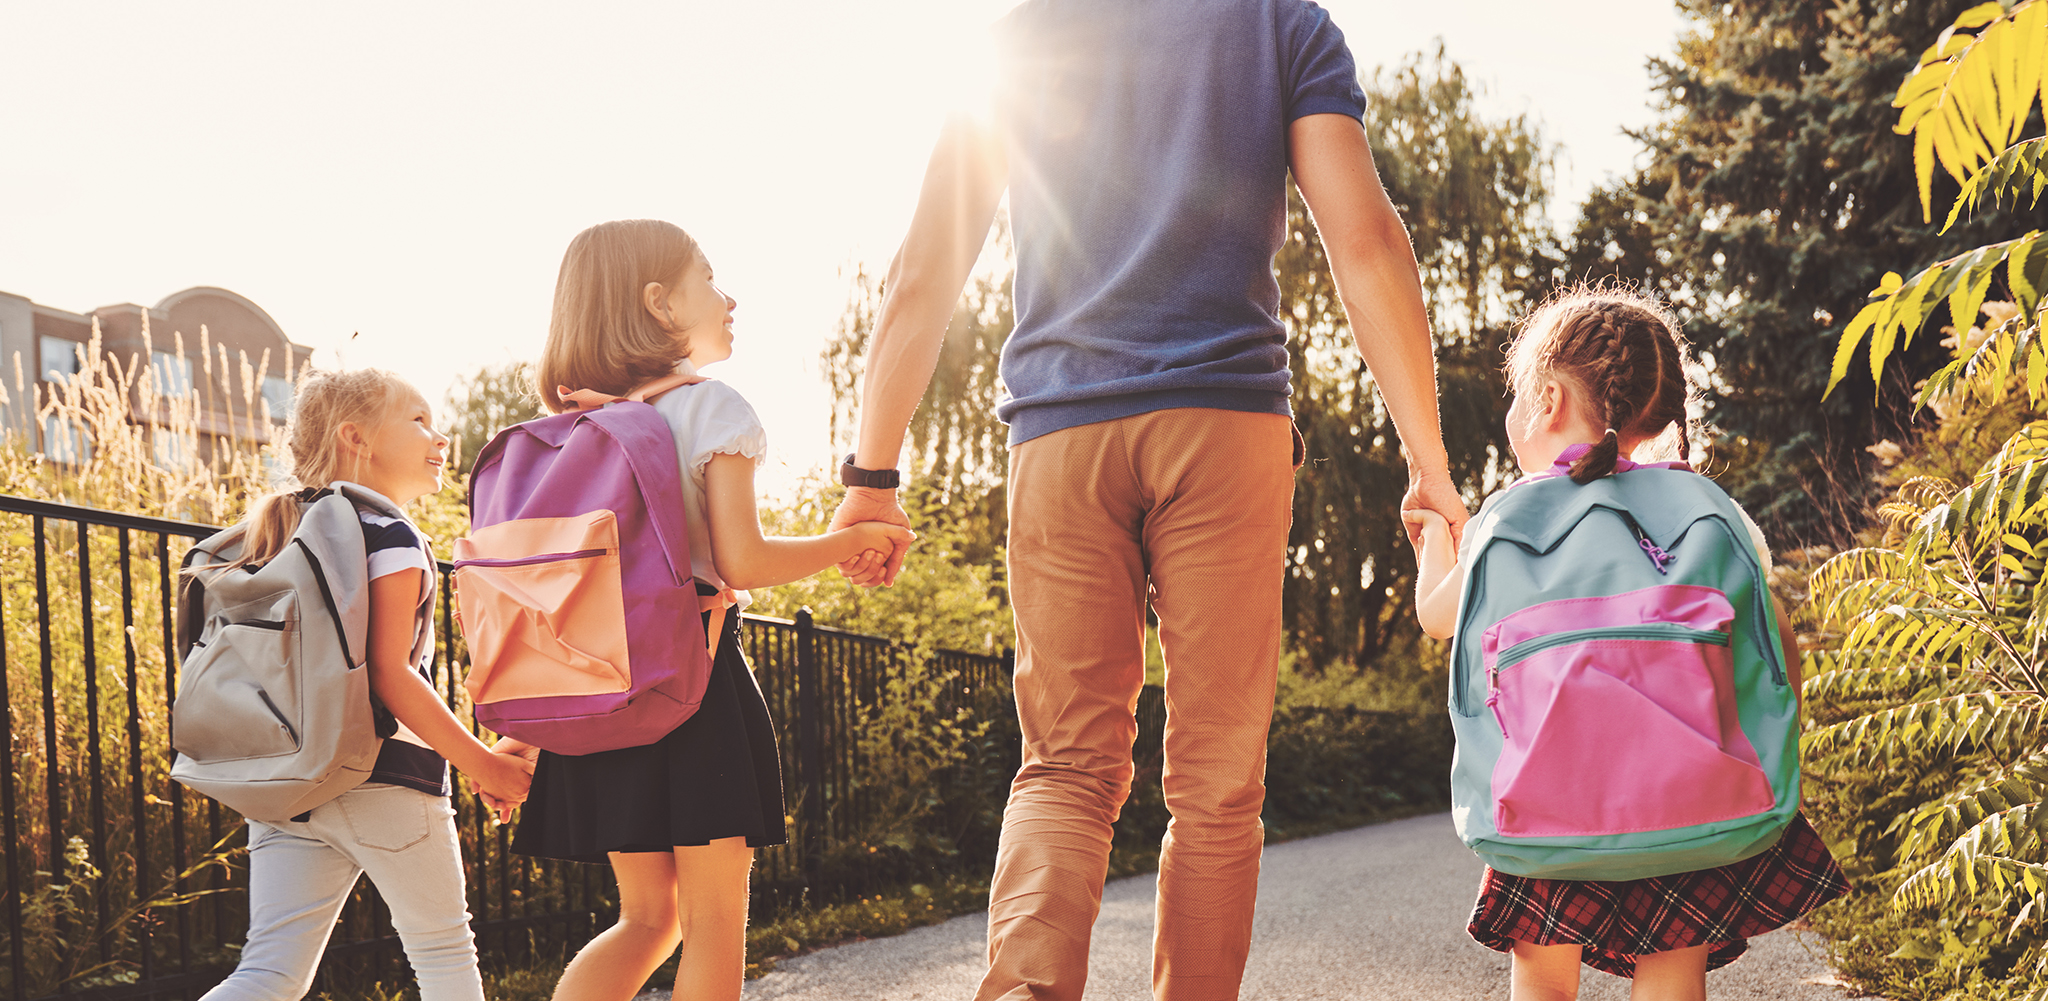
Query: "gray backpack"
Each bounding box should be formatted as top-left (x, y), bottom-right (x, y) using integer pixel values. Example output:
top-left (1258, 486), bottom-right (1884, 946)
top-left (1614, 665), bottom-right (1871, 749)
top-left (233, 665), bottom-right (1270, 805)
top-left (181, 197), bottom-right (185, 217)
top-left (171, 483), bottom-right (428, 822)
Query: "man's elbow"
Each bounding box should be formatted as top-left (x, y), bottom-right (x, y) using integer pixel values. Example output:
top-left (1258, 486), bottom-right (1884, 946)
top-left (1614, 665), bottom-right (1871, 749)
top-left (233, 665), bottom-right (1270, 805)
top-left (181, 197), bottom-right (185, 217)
top-left (1343, 204), bottom-right (1414, 261)
top-left (881, 255), bottom-right (954, 312)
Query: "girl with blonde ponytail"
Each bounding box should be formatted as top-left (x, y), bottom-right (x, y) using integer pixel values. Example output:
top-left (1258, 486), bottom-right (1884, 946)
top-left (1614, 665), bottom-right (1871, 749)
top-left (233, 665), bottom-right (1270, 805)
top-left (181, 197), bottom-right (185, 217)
top-left (229, 368), bottom-right (410, 570)
top-left (202, 368), bottom-right (534, 1001)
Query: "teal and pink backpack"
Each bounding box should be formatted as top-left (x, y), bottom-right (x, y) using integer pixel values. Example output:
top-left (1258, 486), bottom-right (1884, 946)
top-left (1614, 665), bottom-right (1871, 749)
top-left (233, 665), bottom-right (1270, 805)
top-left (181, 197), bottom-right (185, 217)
top-left (1447, 447), bottom-right (1798, 881)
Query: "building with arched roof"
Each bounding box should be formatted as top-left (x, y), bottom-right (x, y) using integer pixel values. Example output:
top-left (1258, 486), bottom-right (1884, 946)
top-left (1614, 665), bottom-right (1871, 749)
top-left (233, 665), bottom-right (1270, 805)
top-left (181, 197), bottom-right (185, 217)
top-left (0, 286), bottom-right (315, 466)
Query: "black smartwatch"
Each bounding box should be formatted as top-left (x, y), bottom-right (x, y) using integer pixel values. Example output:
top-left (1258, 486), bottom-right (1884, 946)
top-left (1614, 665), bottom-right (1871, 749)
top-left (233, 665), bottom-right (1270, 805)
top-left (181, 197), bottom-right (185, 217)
top-left (839, 453), bottom-right (901, 489)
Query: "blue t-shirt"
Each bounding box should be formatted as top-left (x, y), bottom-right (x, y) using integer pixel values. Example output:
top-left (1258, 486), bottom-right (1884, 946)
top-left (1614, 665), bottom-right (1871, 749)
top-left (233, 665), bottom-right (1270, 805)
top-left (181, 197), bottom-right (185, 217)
top-left (992, 0), bottom-right (1367, 444)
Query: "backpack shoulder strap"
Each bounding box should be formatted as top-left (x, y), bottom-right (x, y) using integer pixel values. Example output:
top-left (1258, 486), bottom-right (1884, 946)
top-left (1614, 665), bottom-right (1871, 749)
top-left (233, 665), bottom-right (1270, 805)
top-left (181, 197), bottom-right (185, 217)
top-left (557, 373), bottom-right (707, 411)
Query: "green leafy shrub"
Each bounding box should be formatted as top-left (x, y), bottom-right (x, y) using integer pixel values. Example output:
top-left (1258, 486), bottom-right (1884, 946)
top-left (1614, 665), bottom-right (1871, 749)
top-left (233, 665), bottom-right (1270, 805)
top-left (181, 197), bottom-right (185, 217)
top-left (1809, 4), bottom-right (2048, 996)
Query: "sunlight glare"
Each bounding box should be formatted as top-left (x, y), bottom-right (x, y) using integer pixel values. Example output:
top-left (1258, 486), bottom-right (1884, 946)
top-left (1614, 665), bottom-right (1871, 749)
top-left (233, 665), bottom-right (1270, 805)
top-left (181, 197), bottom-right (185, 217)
top-left (918, 1), bottom-right (1011, 125)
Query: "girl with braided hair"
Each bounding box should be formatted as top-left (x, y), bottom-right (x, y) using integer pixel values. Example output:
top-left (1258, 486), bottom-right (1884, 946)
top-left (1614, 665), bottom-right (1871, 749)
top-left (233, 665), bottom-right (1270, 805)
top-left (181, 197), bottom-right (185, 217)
top-left (1406, 287), bottom-right (1847, 1000)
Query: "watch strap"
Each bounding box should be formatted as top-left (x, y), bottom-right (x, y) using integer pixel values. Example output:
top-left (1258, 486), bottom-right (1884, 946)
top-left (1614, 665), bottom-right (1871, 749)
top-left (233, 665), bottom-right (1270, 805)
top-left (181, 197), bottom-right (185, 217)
top-left (840, 454), bottom-right (901, 489)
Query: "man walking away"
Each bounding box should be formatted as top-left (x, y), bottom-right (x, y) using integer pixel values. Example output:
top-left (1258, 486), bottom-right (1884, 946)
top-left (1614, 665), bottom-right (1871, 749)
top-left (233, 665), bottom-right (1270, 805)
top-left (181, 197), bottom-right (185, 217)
top-left (831, 2), bottom-right (1467, 998)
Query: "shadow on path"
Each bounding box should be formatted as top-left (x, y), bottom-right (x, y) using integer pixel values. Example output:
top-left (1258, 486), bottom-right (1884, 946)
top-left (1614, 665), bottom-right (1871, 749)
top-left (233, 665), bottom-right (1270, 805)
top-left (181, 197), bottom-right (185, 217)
top-left (733, 813), bottom-right (1854, 1000)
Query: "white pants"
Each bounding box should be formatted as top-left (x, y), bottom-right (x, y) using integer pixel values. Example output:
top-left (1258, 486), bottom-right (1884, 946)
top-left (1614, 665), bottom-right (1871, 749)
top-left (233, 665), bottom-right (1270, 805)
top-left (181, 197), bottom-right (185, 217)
top-left (201, 784), bottom-right (484, 1001)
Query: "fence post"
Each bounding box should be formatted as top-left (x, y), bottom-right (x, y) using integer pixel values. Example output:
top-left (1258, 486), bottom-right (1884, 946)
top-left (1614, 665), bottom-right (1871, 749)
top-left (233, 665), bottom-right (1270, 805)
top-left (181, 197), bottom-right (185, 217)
top-left (794, 608), bottom-right (826, 895)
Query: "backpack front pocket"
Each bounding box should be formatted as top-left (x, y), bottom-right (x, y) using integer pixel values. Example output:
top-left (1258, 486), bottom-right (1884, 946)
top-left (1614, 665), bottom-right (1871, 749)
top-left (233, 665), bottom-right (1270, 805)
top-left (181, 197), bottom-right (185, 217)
top-left (454, 510), bottom-right (632, 703)
top-left (1481, 586), bottom-right (1776, 838)
top-left (173, 600), bottom-right (303, 762)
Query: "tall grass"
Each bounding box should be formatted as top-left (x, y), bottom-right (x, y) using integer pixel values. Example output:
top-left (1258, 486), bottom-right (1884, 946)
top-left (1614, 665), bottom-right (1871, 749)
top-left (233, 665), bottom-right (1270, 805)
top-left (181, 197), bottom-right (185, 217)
top-left (0, 318), bottom-right (301, 997)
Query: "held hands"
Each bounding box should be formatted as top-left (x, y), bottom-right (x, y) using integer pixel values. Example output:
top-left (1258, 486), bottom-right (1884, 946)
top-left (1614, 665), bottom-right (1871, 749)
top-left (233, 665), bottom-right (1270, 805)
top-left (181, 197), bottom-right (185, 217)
top-left (830, 487), bottom-right (915, 587)
top-left (841, 520), bottom-right (917, 585)
top-left (1401, 507), bottom-right (1451, 561)
top-left (472, 738), bottom-right (540, 825)
top-left (1401, 466), bottom-right (1469, 549)
top-left (1402, 490), bottom-right (1467, 641)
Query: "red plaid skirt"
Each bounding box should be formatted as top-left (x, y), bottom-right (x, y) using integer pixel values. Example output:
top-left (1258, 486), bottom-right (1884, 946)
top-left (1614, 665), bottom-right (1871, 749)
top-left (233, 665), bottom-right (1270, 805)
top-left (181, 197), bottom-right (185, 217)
top-left (1467, 813), bottom-right (1849, 978)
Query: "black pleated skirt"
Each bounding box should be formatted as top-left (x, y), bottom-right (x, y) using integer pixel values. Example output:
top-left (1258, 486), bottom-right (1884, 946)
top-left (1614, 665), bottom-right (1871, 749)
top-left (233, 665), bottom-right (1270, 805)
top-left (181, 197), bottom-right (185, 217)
top-left (509, 601), bottom-right (788, 862)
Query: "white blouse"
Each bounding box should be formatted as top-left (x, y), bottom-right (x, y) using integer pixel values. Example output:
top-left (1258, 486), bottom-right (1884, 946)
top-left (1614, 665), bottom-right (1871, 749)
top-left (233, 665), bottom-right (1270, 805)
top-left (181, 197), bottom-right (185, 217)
top-left (646, 365), bottom-right (768, 608)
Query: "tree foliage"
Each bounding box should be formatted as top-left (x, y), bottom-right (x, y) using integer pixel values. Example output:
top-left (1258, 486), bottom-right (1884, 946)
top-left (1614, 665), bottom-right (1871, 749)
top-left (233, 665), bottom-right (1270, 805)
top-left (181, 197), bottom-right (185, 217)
top-left (1281, 47), bottom-right (1546, 668)
top-left (442, 361), bottom-right (544, 476)
top-left (1580, 0), bottom-right (2033, 546)
top-left (1810, 4), bottom-right (2048, 993)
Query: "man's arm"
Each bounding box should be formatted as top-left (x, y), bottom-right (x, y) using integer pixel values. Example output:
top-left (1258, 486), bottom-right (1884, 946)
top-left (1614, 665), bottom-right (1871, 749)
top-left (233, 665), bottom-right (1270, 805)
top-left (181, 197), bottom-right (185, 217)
top-left (1288, 113), bottom-right (1467, 543)
top-left (830, 113), bottom-right (1009, 585)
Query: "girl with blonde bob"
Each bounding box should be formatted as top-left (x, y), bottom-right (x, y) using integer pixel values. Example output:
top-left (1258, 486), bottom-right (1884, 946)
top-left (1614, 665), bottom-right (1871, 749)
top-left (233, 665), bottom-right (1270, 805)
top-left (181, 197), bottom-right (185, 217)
top-left (491, 219), bottom-right (911, 1001)
top-left (203, 368), bottom-right (533, 1001)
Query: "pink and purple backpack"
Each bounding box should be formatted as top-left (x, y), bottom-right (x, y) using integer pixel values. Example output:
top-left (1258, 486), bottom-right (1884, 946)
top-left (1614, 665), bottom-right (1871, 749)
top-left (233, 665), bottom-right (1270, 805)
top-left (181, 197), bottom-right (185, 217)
top-left (454, 374), bottom-right (727, 755)
top-left (1447, 447), bottom-right (1799, 880)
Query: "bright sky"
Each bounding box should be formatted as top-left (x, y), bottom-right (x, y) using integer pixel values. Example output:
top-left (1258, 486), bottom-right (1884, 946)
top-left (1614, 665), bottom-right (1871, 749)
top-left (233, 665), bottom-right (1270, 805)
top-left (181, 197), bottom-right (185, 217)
top-left (1, 1), bottom-right (1682, 496)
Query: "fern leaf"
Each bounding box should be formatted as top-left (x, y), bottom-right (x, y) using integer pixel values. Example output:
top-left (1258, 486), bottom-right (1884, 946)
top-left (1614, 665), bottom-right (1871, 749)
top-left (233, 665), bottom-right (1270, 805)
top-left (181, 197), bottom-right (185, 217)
top-left (1828, 302), bottom-right (1883, 399)
top-left (1803, 692), bottom-right (2036, 766)
top-left (1896, 801), bottom-right (2048, 911)
top-left (1897, 1), bottom-right (2048, 221)
top-left (1802, 664), bottom-right (1969, 705)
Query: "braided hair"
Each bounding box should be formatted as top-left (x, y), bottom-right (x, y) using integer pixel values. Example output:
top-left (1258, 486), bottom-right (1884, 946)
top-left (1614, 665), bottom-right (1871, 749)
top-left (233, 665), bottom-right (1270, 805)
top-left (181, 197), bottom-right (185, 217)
top-left (1505, 285), bottom-right (1696, 484)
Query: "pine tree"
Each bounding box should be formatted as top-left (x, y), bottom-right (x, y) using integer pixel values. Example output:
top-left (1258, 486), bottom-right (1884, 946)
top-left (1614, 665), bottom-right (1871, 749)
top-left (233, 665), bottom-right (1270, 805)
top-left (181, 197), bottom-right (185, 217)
top-left (1585, 0), bottom-right (2032, 544)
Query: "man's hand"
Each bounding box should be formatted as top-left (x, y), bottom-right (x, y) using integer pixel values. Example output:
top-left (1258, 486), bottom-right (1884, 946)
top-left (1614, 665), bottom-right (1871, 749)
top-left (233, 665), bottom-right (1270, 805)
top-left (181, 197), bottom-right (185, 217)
top-left (1401, 466), bottom-right (1468, 549)
top-left (830, 486), bottom-right (912, 587)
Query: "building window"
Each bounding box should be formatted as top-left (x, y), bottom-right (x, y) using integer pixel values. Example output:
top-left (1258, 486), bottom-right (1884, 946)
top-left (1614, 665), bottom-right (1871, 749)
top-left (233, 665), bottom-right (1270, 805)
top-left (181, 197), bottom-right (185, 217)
top-left (153, 429), bottom-right (198, 471)
top-left (40, 335), bottom-right (80, 383)
top-left (151, 351), bottom-right (194, 398)
top-left (41, 415), bottom-right (91, 466)
top-left (262, 375), bottom-right (294, 420)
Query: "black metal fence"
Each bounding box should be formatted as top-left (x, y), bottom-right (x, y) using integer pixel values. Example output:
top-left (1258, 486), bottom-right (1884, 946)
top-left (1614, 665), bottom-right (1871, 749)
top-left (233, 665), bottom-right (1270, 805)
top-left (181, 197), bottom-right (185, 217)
top-left (0, 494), bottom-right (1015, 1001)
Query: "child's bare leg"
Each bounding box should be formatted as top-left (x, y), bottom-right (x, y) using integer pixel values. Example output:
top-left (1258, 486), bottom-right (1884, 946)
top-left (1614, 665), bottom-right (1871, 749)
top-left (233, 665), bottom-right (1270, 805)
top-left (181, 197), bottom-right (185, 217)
top-left (552, 852), bottom-right (681, 1001)
top-left (670, 837), bottom-right (754, 1001)
top-left (1510, 940), bottom-right (1582, 1001)
top-left (1628, 945), bottom-right (1707, 1001)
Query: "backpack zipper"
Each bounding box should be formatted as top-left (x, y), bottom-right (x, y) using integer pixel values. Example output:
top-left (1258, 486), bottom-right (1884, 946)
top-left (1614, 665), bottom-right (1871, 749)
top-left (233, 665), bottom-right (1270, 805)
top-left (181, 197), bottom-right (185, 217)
top-left (1487, 624), bottom-right (1732, 738)
top-left (256, 689), bottom-right (298, 748)
top-left (453, 547), bottom-right (610, 569)
top-left (1613, 509), bottom-right (1675, 575)
top-left (1495, 623), bottom-right (1730, 670)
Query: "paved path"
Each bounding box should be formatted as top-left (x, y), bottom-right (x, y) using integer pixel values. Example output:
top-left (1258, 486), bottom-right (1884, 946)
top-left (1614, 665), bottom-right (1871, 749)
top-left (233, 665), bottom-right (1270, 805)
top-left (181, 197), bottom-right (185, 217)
top-left (737, 813), bottom-right (1855, 1000)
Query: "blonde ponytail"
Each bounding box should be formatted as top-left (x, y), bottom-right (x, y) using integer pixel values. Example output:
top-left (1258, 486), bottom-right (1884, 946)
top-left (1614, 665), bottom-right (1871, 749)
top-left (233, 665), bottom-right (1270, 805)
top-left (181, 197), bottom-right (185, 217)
top-left (217, 368), bottom-right (413, 571)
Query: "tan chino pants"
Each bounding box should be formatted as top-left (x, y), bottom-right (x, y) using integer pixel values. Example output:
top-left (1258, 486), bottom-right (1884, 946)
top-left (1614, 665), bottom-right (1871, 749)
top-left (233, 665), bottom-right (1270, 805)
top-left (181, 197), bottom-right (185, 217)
top-left (976, 408), bottom-right (1298, 1001)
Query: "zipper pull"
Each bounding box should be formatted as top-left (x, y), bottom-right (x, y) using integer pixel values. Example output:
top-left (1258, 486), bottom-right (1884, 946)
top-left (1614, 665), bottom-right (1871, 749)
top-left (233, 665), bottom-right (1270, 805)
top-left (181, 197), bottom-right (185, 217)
top-left (1618, 511), bottom-right (1674, 575)
top-left (1487, 671), bottom-right (1508, 738)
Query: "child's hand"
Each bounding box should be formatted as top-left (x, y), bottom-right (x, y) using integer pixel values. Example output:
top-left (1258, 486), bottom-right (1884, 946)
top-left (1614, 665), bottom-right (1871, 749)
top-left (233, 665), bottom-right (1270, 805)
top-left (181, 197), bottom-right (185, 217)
top-left (848, 520), bottom-right (916, 568)
top-left (830, 488), bottom-right (912, 587)
top-left (843, 547), bottom-right (888, 580)
top-left (1406, 507), bottom-right (1463, 641)
top-left (477, 787), bottom-right (512, 824)
top-left (490, 735), bottom-right (540, 765)
top-left (469, 751), bottom-right (535, 825)
top-left (1402, 508), bottom-right (1450, 555)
